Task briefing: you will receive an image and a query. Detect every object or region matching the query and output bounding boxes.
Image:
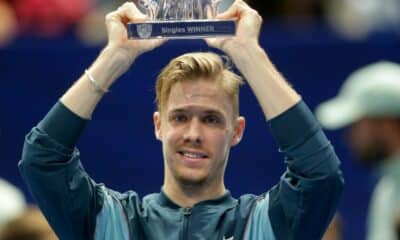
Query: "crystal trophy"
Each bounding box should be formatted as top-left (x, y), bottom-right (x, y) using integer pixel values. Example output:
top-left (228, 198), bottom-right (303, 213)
top-left (128, 0), bottom-right (236, 39)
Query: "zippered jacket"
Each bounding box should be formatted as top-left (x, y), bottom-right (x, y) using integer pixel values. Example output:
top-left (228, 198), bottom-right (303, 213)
top-left (19, 101), bottom-right (344, 240)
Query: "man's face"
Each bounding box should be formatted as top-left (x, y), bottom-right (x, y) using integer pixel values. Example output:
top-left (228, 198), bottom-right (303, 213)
top-left (346, 118), bottom-right (388, 167)
top-left (153, 79), bottom-right (245, 186)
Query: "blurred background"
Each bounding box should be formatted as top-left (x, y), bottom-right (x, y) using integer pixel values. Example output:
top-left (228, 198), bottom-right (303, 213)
top-left (1, 0), bottom-right (400, 239)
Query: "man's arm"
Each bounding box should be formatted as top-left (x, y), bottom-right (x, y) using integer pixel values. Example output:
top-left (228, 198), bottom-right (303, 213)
top-left (206, 1), bottom-right (343, 239)
top-left (19, 2), bottom-right (165, 239)
top-left (61, 2), bottom-right (164, 119)
top-left (206, 0), bottom-right (300, 120)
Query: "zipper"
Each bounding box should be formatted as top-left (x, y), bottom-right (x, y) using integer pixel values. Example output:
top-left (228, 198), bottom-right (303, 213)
top-left (182, 207), bottom-right (192, 240)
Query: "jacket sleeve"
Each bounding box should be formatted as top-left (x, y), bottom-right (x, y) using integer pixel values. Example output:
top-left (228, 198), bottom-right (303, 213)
top-left (245, 101), bottom-right (344, 240)
top-left (19, 102), bottom-right (103, 240)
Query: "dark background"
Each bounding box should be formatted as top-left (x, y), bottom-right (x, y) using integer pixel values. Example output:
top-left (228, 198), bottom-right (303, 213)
top-left (1, 17), bottom-right (400, 240)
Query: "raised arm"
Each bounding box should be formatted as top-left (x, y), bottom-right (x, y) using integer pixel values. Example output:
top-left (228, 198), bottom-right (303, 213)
top-left (19, 3), bottom-right (164, 239)
top-left (205, 0), bottom-right (300, 120)
top-left (61, 2), bottom-right (164, 119)
top-left (206, 1), bottom-right (343, 239)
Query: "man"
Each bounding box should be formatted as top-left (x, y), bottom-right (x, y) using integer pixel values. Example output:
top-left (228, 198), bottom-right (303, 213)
top-left (19, 1), bottom-right (343, 239)
top-left (316, 61), bottom-right (400, 240)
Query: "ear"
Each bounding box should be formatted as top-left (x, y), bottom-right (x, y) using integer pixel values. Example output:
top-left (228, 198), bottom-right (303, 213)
top-left (231, 116), bottom-right (245, 146)
top-left (153, 112), bottom-right (162, 141)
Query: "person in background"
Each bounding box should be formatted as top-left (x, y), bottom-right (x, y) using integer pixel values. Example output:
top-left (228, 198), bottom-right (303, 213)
top-left (396, 213), bottom-right (400, 239)
top-left (316, 61), bottom-right (400, 240)
top-left (0, 0), bottom-right (17, 47)
top-left (322, 214), bottom-right (342, 240)
top-left (0, 178), bottom-right (26, 234)
top-left (0, 207), bottom-right (57, 240)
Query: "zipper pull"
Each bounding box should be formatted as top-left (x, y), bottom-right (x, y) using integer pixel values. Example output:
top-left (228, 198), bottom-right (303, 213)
top-left (183, 207), bottom-right (192, 216)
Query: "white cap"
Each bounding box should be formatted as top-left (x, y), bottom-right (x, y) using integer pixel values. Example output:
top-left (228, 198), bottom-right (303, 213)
top-left (316, 61), bottom-right (400, 129)
top-left (0, 179), bottom-right (26, 232)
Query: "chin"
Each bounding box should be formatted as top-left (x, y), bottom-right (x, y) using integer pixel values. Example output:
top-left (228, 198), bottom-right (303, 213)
top-left (175, 171), bottom-right (210, 186)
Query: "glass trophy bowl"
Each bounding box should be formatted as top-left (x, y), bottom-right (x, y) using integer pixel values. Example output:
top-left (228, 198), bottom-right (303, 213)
top-left (128, 0), bottom-right (236, 39)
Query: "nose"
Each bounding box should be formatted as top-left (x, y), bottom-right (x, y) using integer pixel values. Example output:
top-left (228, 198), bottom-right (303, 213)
top-left (183, 118), bottom-right (203, 145)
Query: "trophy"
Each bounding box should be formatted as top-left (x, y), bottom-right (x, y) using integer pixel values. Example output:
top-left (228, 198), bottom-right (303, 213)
top-left (128, 0), bottom-right (236, 39)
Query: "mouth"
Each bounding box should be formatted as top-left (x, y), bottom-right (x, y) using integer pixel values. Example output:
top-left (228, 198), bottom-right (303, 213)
top-left (178, 150), bottom-right (208, 158)
top-left (177, 150), bottom-right (209, 164)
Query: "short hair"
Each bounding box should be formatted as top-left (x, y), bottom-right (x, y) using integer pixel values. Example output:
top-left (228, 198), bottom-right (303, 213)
top-left (155, 52), bottom-right (244, 117)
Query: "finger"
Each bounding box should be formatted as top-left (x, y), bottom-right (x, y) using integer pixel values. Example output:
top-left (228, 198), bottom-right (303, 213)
top-left (130, 38), bottom-right (167, 53)
top-left (204, 38), bottom-right (216, 46)
top-left (106, 2), bottom-right (147, 28)
top-left (148, 38), bottom-right (168, 49)
top-left (105, 11), bottom-right (126, 42)
top-left (215, 0), bottom-right (248, 19)
top-left (204, 38), bottom-right (226, 49)
top-left (105, 2), bottom-right (149, 41)
top-left (117, 2), bottom-right (148, 22)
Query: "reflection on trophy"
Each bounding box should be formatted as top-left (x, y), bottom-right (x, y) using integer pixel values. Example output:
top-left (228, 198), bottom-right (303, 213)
top-left (128, 0), bottom-right (236, 39)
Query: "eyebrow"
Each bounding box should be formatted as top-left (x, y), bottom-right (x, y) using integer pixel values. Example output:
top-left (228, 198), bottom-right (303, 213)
top-left (168, 108), bottom-right (225, 117)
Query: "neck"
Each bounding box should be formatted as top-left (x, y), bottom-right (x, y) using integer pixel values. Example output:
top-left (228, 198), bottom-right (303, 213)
top-left (163, 176), bottom-right (226, 207)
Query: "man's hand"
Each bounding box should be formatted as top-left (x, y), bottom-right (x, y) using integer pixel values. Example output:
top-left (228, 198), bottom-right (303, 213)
top-left (104, 2), bottom-right (165, 71)
top-left (205, 0), bottom-right (262, 56)
top-left (206, 0), bottom-right (300, 119)
top-left (59, 2), bottom-right (166, 119)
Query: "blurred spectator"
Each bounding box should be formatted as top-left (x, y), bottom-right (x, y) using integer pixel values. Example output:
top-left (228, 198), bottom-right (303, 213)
top-left (324, 0), bottom-right (400, 39)
top-left (0, 179), bottom-right (26, 234)
top-left (0, 0), bottom-right (17, 46)
top-left (3, 0), bottom-right (400, 46)
top-left (0, 0), bottom-right (92, 45)
top-left (322, 214), bottom-right (342, 240)
top-left (246, 0), bottom-right (324, 24)
top-left (316, 61), bottom-right (400, 240)
top-left (12, 0), bottom-right (93, 37)
top-left (76, 0), bottom-right (124, 46)
top-left (0, 207), bottom-right (57, 240)
top-left (396, 212), bottom-right (400, 239)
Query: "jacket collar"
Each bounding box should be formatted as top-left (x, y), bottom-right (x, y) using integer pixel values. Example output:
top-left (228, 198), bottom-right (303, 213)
top-left (157, 189), bottom-right (237, 209)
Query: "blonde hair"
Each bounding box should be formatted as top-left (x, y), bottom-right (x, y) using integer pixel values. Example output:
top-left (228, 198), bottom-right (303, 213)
top-left (156, 52), bottom-right (243, 117)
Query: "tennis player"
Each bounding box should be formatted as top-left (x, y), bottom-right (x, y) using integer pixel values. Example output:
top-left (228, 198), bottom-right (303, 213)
top-left (20, 1), bottom-right (343, 239)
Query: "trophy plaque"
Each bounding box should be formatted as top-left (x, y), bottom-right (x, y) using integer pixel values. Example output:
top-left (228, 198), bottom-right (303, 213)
top-left (128, 0), bottom-right (236, 39)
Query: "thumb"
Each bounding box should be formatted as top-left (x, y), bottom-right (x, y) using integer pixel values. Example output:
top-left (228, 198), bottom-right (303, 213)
top-left (117, 2), bottom-right (148, 22)
top-left (215, 0), bottom-right (246, 19)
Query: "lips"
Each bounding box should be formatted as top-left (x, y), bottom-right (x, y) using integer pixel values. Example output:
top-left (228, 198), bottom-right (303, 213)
top-left (178, 150), bottom-right (208, 158)
top-left (177, 150), bottom-right (208, 164)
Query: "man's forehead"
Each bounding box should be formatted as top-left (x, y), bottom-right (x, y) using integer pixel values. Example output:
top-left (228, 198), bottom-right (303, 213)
top-left (170, 80), bottom-right (223, 98)
top-left (165, 81), bottom-right (233, 115)
top-left (184, 92), bottom-right (218, 99)
top-left (169, 80), bottom-right (228, 101)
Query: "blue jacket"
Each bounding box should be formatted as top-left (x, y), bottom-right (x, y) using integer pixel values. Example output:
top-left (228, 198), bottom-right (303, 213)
top-left (19, 101), bottom-right (343, 240)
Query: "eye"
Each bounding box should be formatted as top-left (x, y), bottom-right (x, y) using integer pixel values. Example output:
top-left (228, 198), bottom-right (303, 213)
top-left (203, 115), bottom-right (221, 125)
top-left (170, 113), bottom-right (188, 123)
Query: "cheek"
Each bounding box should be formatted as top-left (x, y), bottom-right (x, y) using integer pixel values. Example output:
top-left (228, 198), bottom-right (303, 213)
top-left (162, 127), bottom-right (182, 146)
top-left (208, 131), bottom-right (232, 150)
